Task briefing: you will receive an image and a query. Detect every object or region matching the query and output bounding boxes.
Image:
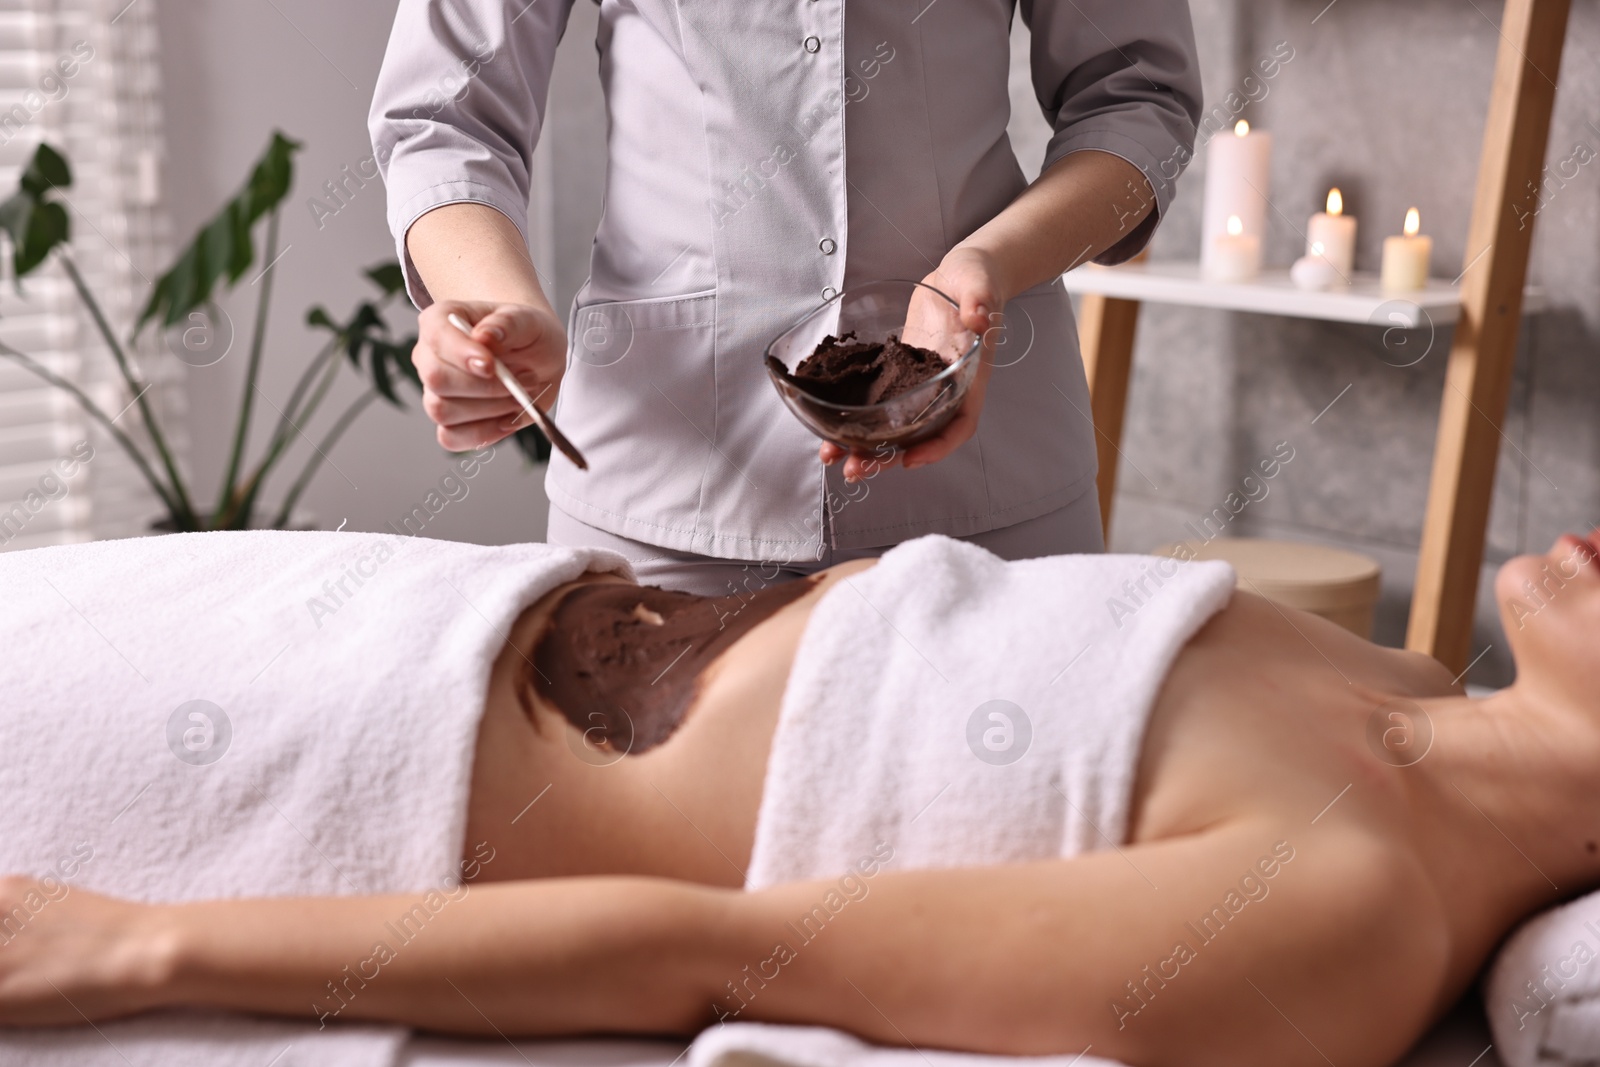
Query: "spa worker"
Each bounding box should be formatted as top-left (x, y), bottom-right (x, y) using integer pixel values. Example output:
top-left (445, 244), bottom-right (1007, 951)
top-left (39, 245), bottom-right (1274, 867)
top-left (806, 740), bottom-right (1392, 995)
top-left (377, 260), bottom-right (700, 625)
top-left (370, 0), bottom-right (1202, 594)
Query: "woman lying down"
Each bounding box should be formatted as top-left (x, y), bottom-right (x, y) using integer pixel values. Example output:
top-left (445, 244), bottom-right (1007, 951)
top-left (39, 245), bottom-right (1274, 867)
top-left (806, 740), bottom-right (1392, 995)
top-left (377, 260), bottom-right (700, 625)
top-left (0, 526), bottom-right (1596, 1067)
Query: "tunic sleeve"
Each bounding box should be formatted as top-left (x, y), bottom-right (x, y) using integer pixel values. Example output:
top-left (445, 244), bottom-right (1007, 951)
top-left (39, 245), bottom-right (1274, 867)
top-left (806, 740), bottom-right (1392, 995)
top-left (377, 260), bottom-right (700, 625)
top-left (368, 0), bottom-right (580, 307)
top-left (1019, 0), bottom-right (1204, 264)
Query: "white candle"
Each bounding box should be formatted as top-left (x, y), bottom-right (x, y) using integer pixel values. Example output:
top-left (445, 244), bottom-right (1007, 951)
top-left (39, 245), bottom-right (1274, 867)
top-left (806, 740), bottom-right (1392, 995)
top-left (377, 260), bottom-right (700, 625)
top-left (1201, 120), bottom-right (1272, 279)
top-left (1381, 207), bottom-right (1433, 292)
top-left (1208, 215), bottom-right (1262, 283)
top-left (1290, 251), bottom-right (1342, 291)
top-left (1305, 188), bottom-right (1356, 277)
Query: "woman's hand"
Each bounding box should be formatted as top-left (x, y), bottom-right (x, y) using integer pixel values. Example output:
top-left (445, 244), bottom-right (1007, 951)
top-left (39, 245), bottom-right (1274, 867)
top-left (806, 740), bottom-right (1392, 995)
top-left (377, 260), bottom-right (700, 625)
top-left (414, 300), bottom-right (568, 452)
top-left (0, 876), bottom-right (173, 1026)
top-left (820, 246), bottom-right (1007, 483)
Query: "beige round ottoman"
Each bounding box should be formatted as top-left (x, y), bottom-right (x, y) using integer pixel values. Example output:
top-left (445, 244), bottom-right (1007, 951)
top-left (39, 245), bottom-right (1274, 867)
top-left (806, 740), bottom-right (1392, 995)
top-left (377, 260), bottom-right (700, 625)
top-left (1154, 538), bottom-right (1382, 639)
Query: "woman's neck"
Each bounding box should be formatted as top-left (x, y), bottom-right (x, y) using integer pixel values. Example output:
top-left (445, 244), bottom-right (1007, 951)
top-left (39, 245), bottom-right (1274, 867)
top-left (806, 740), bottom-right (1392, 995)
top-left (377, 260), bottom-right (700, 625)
top-left (1414, 686), bottom-right (1600, 925)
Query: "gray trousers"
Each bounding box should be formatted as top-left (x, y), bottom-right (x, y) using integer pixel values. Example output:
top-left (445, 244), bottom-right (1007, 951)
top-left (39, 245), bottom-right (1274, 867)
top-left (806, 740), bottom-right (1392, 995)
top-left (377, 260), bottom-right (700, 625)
top-left (546, 488), bottom-right (1104, 596)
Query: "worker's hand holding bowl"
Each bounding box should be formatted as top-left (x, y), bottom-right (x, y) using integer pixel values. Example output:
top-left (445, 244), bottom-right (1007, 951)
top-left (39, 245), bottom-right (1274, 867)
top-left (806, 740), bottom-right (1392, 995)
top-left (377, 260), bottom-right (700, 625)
top-left (815, 248), bottom-right (1003, 483)
top-left (413, 301), bottom-right (568, 452)
top-left (766, 277), bottom-right (979, 480)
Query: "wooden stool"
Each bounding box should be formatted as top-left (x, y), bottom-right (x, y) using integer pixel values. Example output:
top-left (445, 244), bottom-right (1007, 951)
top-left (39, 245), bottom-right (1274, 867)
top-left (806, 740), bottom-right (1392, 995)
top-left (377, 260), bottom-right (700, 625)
top-left (1155, 538), bottom-right (1382, 639)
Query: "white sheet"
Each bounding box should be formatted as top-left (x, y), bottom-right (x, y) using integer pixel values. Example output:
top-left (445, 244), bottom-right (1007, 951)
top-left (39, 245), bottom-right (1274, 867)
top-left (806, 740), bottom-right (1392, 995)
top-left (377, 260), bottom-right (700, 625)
top-left (400, 1037), bottom-right (687, 1066)
top-left (394, 998), bottom-right (1500, 1067)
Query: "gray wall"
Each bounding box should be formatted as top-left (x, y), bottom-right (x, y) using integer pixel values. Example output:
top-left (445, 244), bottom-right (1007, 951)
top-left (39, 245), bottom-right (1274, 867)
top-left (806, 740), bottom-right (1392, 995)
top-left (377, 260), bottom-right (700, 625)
top-left (1103, 0), bottom-right (1600, 687)
top-left (160, 1), bottom-right (1599, 685)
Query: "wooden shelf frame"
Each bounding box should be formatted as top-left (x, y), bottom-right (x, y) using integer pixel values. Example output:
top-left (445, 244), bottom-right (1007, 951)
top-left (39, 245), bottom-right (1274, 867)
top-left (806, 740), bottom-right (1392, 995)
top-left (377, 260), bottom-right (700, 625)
top-left (1073, 0), bottom-right (1571, 674)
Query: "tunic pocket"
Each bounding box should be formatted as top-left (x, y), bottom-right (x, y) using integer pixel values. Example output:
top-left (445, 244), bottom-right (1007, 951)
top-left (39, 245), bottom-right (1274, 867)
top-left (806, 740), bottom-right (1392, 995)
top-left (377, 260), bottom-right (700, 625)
top-left (546, 290), bottom-right (721, 546)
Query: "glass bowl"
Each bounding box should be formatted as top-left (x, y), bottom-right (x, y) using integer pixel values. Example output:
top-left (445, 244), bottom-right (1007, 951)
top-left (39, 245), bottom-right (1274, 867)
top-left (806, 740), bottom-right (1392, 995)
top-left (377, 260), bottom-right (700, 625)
top-left (763, 279), bottom-right (981, 452)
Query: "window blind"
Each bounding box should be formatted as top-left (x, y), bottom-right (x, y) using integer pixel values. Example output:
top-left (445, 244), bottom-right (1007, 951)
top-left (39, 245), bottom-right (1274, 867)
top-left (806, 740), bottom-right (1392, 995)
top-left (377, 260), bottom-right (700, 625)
top-left (0, 0), bottom-right (176, 552)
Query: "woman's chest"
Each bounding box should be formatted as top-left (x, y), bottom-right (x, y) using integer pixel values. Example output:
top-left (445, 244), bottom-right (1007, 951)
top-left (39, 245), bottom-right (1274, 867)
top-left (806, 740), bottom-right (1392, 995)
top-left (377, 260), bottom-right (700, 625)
top-left (1127, 596), bottom-right (1454, 845)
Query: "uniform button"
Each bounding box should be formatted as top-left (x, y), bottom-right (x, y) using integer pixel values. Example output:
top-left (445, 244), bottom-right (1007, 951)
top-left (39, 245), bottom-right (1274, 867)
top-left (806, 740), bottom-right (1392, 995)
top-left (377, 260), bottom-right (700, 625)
top-left (821, 286), bottom-right (839, 301)
top-left (803, 35), bottom-right (821, 53)
top-left (819, 237), bottom-right (837, 255)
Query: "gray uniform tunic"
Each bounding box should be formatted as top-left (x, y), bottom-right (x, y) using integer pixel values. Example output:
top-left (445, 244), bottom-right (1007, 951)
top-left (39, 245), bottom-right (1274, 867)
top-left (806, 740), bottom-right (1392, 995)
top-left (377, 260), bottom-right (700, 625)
top-left (370, 0), bottom-right (1201, 562)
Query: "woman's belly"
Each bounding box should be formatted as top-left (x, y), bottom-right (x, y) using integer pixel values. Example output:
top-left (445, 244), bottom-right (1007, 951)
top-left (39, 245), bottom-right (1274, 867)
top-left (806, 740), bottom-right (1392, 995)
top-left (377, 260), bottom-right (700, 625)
top-left (463, 559), bottom-right (878, 886)
top-left (525, 577), bottom-right (820, 754)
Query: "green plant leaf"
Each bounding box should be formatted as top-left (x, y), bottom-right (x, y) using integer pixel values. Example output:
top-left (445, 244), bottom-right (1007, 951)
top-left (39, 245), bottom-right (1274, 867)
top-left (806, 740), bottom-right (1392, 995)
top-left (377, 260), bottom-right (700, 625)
top-left (340, 304), bottom-right (385, 365)
top-left (244, 133), bottom-right (295, 218)
top-left (16, 201), bottom-right (67, 276)
top-left (20, 144), bottom-right (69, 196)
top-left (0, 143), bottom-right (73, 280)
top-left (136, 131), bottom-right (301, 334)
top-left (364, 262), bottom-right (405, 296)
top-left (305, 286), bottom-right (420, 411)
top-left (383, 338), bottom-right (421, 388)
top-left (371, 336), bottom-right (420, 393)
top-left (357, 334), bottom-right (419, 406)
top-left (368, 344), bottom-right (399, 403)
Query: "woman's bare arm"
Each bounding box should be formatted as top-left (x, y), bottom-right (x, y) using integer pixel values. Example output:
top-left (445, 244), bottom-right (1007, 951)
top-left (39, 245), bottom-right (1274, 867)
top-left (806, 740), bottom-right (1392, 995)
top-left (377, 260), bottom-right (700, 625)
top-left (0, 818), bottom-right (1439, 1066)
top-left (167, 877), bottom-right (734, 1036)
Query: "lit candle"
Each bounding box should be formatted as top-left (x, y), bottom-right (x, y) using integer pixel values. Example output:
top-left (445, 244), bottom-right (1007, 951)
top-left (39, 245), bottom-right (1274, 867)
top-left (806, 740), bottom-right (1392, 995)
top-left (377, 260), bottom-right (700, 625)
top-left (1208, 214), bottom-right (1262, 283)
top-left (1201, 120), bottom-right (1272, 280)
top-left (1380, 208), bottom-right (1433, 292)
top-left (1305, 188), bottom-right (1357, 278)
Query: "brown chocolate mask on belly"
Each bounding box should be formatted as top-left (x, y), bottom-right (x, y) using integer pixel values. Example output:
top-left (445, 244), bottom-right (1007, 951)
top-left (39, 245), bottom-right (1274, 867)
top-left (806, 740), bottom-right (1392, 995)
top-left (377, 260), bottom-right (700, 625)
top-left (527, 577), bottom-right (818, 753)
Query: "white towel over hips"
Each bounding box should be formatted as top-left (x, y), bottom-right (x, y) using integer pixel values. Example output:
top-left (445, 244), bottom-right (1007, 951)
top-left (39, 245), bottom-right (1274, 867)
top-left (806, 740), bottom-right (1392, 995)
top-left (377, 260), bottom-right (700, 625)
top-left (706, 536), bottom-right (1235, 1067)
top-left (0, 530), bottom-right (628, 1067)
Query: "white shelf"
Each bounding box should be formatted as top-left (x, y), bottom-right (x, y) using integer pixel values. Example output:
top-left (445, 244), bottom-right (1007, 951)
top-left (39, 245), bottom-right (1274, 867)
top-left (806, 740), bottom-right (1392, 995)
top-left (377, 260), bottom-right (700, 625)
top-left (1062, 261), bottom-right (1543, 329)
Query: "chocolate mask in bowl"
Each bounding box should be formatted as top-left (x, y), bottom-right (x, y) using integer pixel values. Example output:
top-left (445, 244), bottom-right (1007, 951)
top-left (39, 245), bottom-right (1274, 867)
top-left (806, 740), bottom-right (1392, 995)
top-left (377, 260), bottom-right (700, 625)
top-left (773, 331), bottom-right (948, 407)
top-left (763, 279), bottom-right (982, 452)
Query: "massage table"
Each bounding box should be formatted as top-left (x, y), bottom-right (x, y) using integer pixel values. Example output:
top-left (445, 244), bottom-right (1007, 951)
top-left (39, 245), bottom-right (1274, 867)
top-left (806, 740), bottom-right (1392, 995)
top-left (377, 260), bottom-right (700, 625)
top-left (0, 534), bottom-right (1555, 1067)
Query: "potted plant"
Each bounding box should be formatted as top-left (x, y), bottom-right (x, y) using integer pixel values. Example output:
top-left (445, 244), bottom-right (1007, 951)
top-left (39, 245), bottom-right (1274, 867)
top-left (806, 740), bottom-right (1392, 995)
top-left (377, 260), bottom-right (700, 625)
top-left (0, 133), bottom-right (549, 533)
